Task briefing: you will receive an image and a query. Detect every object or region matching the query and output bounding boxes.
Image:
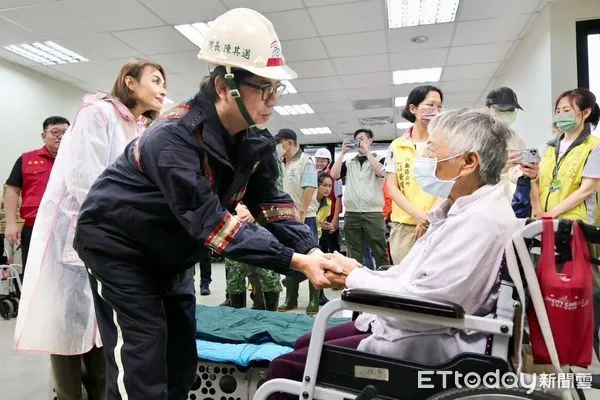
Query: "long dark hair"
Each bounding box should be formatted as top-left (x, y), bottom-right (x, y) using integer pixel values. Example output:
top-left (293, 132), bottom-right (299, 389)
top-left (554, 88), bottom-right (600, 129)
top-left (401, 85), bottom-right (444, 123)
top-left (318, 172), bottom-right (333, 186)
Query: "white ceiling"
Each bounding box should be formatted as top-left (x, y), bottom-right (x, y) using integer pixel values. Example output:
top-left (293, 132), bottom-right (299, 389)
top-left (0, 0), bottom-right (553, 143)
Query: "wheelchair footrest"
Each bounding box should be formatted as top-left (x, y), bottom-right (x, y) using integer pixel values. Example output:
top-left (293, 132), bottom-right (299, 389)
top-left (316, 345), bottom-right (509, 400)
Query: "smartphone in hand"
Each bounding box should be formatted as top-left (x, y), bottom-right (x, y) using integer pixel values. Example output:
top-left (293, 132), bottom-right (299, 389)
top-left (520, 148), bottom-right (540, 164)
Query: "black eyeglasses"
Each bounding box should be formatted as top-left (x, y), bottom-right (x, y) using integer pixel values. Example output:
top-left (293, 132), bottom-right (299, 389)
top-left (240, 81), bottom-right (286, 101)
top-left (46, 128), bottom-right (67, 137)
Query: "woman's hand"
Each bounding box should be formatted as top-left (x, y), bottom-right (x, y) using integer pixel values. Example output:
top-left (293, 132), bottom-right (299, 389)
top-left (320, 221), bottom-right (333, 231)
top-left (412, 210), bottom-right (429, 225)
top-left (532, 207), bottom-right (546, 220)
top-left (330, 217), bottom-right (339, 232)
top-left (520, 162), bottom-right (539, 180)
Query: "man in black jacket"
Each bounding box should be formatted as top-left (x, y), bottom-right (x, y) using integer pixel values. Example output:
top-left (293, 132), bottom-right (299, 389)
top-left (74, 8), bottom-right (345, 400)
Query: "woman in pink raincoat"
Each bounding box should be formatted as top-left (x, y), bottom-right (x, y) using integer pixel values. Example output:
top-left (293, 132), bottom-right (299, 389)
top-left (14, 58), bottom-right (167, 400)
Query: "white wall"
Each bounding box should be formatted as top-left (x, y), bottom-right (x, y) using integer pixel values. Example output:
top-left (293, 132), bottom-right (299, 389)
top-left (0, 58), bottom-right (85, 187)
top-left (494, 6), bottom-right (553, 149)
top-left (494, 0), bottom-right (600, 149)
top-left (549, 0), bottom-right (600, 98)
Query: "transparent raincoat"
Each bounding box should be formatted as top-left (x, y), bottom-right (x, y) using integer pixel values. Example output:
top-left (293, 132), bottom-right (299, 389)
top-left (14, 93), bottom-right (146, 355)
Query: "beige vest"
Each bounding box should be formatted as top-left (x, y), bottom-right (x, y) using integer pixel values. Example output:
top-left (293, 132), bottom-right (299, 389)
top-left (283, 151), bottom-right (318, 218)
top-left (344, 156), bottom-right (384, 213)
top-left (501, 134), bottom-right (526, 201)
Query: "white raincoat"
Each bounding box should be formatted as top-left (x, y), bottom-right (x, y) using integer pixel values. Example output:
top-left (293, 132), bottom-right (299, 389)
top-left (14, 94), bottom-right (147, 355)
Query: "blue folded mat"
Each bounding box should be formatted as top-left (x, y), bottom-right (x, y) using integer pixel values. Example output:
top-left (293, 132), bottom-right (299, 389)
top-left (196, 339), bottom-right (293, 367)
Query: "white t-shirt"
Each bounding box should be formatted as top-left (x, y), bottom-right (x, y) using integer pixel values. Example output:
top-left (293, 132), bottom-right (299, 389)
top-left (557, 139), bottom-right (575, 160)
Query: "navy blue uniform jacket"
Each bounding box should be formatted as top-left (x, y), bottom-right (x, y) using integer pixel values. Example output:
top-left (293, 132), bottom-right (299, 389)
top-left (73, 92), bottom-right (315, 274)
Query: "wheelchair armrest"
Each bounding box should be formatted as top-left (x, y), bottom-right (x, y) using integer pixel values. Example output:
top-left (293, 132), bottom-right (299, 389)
top-left (581, 222), bottom-right (600, 244)
top-left (341, 288), bottom-right (465, 319)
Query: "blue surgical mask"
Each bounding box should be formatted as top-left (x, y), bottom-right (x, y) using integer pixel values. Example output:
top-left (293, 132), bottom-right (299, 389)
top-left (414, 154), bottom-right (462, 198)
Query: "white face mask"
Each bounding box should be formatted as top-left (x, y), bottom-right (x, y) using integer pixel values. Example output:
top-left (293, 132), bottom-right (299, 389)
top-left (413, 154), bottom-right (462, 199)
top-left (276, 143), bottom-right (285, 157)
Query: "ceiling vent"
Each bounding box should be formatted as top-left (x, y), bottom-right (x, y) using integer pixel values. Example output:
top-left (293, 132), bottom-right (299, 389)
top-left (359, 116), bottom-right (395, 127)
top-left (353, 98), bottom-right (393, 110)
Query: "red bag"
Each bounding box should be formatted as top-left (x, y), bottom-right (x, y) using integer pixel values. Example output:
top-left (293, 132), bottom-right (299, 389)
top-left (528, 218), bottom-right (594, 367)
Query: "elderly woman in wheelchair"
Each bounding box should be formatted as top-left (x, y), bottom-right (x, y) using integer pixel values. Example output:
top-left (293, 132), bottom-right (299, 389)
top-left (254, 109), bottom-right (560, 400)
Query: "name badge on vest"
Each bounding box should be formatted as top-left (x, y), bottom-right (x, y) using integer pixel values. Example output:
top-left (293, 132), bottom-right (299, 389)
top-left (550, 179), bottom-right (562, 193)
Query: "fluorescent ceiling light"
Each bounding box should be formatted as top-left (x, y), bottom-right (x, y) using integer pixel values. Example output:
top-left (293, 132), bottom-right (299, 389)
top-left (397, 122), bottom-right (412, 130)
top-left (274, 104), bottom-right (314, 116)
top-left (174, 21), bottom-right (214, 48)
top-left (395, 96), bottom-right (408, 107)
top-left (300, 127), bottom-right (332, 135)
top-left (4, 41), bottom-right (88, 66)
top-left (393, 67), bottom-right (442, 85)
top-left (386, 0), bottom-right (460, 29)
top-left (282, 80), bottom-right (297, 94)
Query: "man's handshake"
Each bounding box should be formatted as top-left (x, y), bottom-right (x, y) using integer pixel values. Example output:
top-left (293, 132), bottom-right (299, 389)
top-left (290, 249), bottom-right (363, 291)
top-left (322, 251), bottom-right (362, 289)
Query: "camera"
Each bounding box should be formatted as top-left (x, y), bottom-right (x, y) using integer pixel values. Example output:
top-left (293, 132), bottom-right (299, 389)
top-left (348, 139), bottom-right (361, 149)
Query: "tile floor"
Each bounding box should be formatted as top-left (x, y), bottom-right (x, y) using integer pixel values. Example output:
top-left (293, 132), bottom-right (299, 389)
top-left (0, 263), bottom-right (342, 399)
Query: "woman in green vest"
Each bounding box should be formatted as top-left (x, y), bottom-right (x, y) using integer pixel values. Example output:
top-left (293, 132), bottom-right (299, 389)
top-left (531, 88), bottom-right (600, 224)
top-left (384, 85), bottom-right (444, 265)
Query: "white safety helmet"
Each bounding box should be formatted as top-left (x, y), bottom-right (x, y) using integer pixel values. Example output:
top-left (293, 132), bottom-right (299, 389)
top-left (197, 8), bottom-right (297, 81)
top-left (314, 148), bottom-right (332, 160)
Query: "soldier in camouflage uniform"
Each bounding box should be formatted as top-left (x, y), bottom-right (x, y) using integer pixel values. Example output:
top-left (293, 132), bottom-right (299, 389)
top-left (225, 258), bottom-right (281, 309)
top-left (223, 155), bottom-right (284, 310)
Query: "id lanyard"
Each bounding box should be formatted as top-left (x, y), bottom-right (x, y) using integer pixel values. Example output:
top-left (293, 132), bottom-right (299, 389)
top-left (545, 135), bottom-right (577, 210)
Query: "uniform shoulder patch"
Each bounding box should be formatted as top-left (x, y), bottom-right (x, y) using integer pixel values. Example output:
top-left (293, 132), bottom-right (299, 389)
top-left (158, 104), bottom-right (192, 120)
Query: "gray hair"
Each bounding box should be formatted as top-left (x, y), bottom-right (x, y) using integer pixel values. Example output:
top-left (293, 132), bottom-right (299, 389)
top-left (428, 109), bottom-right (512, 185)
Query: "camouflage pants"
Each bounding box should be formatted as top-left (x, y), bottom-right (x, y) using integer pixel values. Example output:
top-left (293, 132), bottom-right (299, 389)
top-left (225, 258), bottom-right (282, 295)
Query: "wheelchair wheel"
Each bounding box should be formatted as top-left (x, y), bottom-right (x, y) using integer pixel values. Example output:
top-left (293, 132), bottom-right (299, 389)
top-left (8, 297), bottom-right (18, 317)
top-left (426, 387), bottom-right (561, 399)
top-left (0, 299), bottom-right (14, 320)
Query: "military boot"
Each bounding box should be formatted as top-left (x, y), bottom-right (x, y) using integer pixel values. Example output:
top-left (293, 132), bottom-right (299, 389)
top-left (278, 277), bottom-right (299, 312)
top-left (306, 283), bottom-right (320, 316)
top-left (229, 293), bottom-right (247, 309)
top-left (319, 290), bottom-right (329, 306)
top-left (264, 292), bottom-right (280, 312)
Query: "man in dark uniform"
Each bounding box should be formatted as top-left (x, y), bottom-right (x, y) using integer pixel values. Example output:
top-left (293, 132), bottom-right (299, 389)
top-left (73, 8), bottom-right (344, 400)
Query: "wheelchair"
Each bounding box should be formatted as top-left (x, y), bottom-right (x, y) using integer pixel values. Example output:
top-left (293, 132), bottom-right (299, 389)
top-left (0, 236), bottom-right (22, 320)
top-left (254, 219), bottom-right (600, 400)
